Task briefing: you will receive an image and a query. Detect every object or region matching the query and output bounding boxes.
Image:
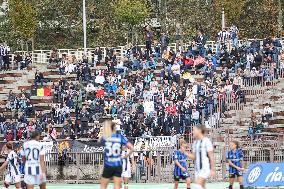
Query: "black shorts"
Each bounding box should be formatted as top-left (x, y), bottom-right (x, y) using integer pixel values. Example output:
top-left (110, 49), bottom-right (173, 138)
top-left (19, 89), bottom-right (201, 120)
top-left (229, 172), bottom-right (243, 178)
top-left (102, 165), bottom-right (122, 179)
top-left (174, 175), bottom-right (190, 182)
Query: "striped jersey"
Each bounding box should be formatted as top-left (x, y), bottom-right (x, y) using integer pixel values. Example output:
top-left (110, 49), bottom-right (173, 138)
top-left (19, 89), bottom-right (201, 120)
top-left (173, 150), bottom-right (189, 177)
top-left (23, 140), bottom-right (45, 175)
top-left (6, 150), bottom-right (20, 176)
top-left (122, 150), bottom-right (131, 172)
top-left (101, 133), bottom-right (129, 167)
top-left (193, 137), bottom-right (213, 172)
top-left (218, 31), bottom-right (230, 43)
top-left (226, 149), bottom-right (243, 174)
top-left (0, 45), bottom-right (9, 56)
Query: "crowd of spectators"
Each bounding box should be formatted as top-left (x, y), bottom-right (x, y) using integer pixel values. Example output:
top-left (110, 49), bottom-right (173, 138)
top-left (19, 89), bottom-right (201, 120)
top-left (2, 26), bottom-right (283, 141)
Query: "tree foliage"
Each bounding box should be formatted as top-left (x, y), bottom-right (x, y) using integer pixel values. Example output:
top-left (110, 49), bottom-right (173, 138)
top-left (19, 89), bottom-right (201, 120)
top-left (0, 0), bottom-right (282, 50)
top-left (114, 0), bottom-right (149, 27)
top-left (8, 0), bottom-right (37, 40)
top-left (164, 0), bottom-right (281, 40)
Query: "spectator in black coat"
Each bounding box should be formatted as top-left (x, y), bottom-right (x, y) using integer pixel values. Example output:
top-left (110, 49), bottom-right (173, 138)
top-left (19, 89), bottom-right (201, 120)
top-left (160, 32), bottom-right (170, 53)
top-left (34, 70), bottom-right (45, 87)
top-left (80, 106), bottom-right (90, 136)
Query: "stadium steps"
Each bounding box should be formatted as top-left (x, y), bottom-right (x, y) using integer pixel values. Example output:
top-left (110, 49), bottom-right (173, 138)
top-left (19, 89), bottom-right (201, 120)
top-left (214, 77), bottom-right (284, 147)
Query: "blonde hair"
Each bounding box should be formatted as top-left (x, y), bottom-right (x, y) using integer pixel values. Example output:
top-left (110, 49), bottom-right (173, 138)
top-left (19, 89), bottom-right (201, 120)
top-left (103, 120), bottom-right (116, 139)
top-left (179, 139), bottom-right (187, 147)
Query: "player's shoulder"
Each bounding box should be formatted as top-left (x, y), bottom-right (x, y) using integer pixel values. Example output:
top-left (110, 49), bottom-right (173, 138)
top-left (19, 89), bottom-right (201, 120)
top-left (174, 149), bottom-right (180, 154)
top-left (7, 150), bottom-right (14, 156)
top-left (227, 149), bottom-right (232, 154)
top-left (237, 148), bottom-right (243, 154)
top-left (24, 140), bottom-right (42, 147)
top-left (203, 137), bottom-right (212, 143)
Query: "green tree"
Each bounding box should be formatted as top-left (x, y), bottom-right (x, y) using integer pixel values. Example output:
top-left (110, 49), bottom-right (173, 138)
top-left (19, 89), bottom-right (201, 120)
top-left (8, 0), bottom-right (37, 49)
top-left (114, 0), bottom-right (149, 43)
top-left (240, 0), bottom-right (279, 38)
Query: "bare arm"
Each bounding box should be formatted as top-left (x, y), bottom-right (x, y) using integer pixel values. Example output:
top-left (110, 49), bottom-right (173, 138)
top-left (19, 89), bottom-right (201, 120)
top-left (0, 161), bottom-right (8, 172)
top-left (123, 142), bottom-right (134, 159)
top-left (186, 152), bottom-right (195, 160)
top-left (208, 151), bottom-right (215, 172)
top-left (175, 160), bottom-right (185, 170)
top-left (39, 155), bottom-right (46, 174)
top-left (240, 160), bottom-right (244, 170)
top-left (227, 159), bottom-right (240, 170)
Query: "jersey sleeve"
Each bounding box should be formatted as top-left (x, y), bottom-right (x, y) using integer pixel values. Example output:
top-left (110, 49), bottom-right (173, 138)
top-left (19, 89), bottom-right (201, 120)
top-left (192, 141), bottom-right (196, 153)
top-left (239, 149), bottom-right (244, 160)
top-left (173, 151), bottom-right (179, 160)
top-left (100, 137), bottom-right (106, 145)
top-left (226, 150), bottom-right (230, 160)
top-left (205, 138), bottom-right (213, 152)
top-left (121, 135), bottom-right (129, 145)
top-left (22, 143), bottom-right (26, 157)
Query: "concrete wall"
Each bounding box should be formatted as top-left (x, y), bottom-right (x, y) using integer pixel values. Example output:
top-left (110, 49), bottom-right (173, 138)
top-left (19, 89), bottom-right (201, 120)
top-left (47, 164), bottom-right (102, 181)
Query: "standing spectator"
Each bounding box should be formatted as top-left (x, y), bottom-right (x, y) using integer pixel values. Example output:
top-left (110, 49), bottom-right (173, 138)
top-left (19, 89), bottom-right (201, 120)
top-left (0, 42), bottom-right (3, 70)
top-left (196, 29), bottom-right (207, 56)
top-left (1, 42), bottom-right (10, 70)
top-left (175, 23), bottom-right (183, 51)
top-left (80, 106), bottom-right (90, 136)
top-left (145, 26), bottom-right (153, 58)
top-left (217, 28), bottom-right (230, 55)
top-left (93, 47), bottom-right (103, 66)
top-left (230, 24), bottom-right (239, 48)
top-left (160, 32), bottom-right (170, 53)
top-left (49, 48), bottom-right (59, 64)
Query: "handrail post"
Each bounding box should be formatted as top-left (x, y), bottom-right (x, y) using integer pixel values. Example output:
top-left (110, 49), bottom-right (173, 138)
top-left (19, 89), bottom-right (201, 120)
top-left (76, 152), bottom-right (80, 183)
top-left (157, 151), bottom-right (161, 183)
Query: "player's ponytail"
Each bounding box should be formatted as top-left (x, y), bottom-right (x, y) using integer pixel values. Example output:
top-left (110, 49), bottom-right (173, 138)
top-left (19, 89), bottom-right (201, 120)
top-left (102, 120), bottom-right (116, 139)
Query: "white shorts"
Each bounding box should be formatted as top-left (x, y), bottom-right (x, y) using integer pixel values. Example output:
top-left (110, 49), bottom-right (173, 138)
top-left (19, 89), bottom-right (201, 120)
top-left (121, 168), bottom-right (131, 178)
top-left (195, 168), bottom-right (211, 180)
top-left (5, 173), bottom-right (21, 184)
top-left (24, 174), bottom-right (46, 185)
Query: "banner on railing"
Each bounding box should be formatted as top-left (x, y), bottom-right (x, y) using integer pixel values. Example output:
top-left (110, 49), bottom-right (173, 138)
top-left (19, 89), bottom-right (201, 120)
top-left (71, 136), bottom-right (178, 153)
top-left (133, 136), bottom-right (178, 151)
top-left (72, 140), bottom-right (103, 153)
top-left (244, 163), bottom-right (284, 187)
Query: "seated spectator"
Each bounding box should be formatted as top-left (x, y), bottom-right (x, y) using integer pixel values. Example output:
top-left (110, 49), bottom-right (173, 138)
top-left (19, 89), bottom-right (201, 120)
top-left (194, 54), bottom-right (206, 69)
top-left (191, 108), bottom-right (200, 125)
top-left (85, 82), bottom-right (96, 98)
top-left (183, 55), bottom-right (194, 70)
top-left (171, 61), bottom-right (181, 84)
top-left (262, 104), bottom-right (273, 122)
top-left (34, 70), bottom-right (45, 87)
top-left (96, 87), bottom-right (104, 98)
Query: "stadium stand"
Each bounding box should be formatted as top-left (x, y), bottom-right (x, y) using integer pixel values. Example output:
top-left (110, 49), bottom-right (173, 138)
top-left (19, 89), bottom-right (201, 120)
top-left (0, 36), bottom-right (284, 182)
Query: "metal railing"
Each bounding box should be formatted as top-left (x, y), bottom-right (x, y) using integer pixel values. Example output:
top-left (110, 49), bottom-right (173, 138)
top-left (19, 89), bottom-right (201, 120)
top-left (44, 146), bottom-right (284, 183)
top-left (7, 38), bottom-right (284, 65)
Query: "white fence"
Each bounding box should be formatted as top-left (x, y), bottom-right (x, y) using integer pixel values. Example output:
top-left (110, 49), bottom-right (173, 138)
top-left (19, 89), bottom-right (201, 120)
top-left (9, 38), bottom-right (284, 65)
